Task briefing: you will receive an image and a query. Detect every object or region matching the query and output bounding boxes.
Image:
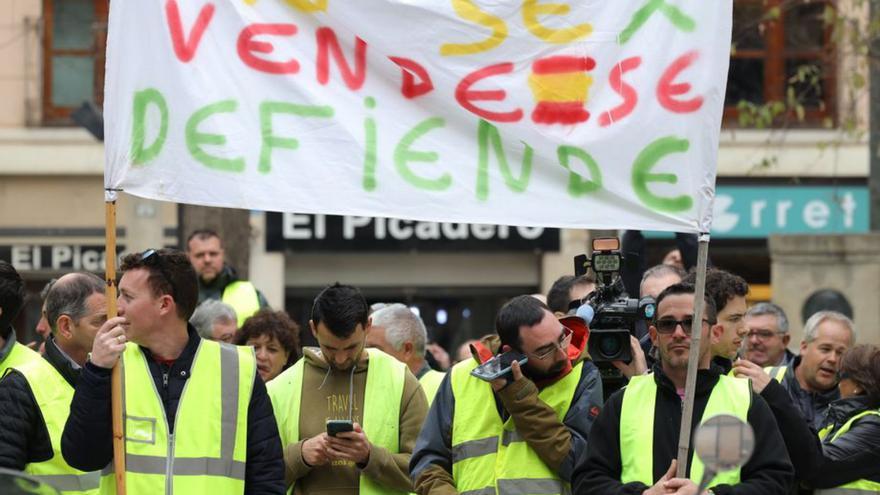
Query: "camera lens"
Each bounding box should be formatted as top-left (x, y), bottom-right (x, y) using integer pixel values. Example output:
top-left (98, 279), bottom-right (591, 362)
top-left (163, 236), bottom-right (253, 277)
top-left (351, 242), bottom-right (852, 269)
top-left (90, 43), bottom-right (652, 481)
top-left (598, 335), bottom-right (622, 358)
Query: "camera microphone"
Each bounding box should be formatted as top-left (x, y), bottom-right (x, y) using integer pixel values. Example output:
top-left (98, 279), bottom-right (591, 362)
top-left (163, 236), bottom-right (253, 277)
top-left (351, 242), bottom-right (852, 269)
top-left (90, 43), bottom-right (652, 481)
top-left (576, 303), bottom-right (595, 325)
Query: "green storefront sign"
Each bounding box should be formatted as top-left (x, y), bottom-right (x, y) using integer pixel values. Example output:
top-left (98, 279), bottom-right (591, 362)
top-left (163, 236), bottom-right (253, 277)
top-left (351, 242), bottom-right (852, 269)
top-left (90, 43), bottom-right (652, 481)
top-left (648, 186), bottom-right (868, 238)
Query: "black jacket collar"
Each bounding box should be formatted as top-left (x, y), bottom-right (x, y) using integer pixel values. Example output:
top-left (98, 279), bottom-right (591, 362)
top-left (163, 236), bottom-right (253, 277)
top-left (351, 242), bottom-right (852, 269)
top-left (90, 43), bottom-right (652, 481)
top-left (44, 336), bottom-right (82, 387)
top-left (0, 326), bottom-right (17, 362)
top-left (139, 324), bottom-right (202, 364)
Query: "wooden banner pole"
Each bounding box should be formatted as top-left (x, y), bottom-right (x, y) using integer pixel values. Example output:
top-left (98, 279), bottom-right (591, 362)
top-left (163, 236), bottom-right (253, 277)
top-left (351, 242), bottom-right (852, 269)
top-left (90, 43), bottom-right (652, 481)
top-left (676, 234), bottom-right (710, 478)
top-left (105, 199), bottom-right (126, 495)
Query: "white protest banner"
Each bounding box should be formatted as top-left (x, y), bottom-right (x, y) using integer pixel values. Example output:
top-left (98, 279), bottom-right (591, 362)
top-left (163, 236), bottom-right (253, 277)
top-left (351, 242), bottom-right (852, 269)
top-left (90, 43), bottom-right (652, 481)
top-left (104, 0), bottom-right (732, 232)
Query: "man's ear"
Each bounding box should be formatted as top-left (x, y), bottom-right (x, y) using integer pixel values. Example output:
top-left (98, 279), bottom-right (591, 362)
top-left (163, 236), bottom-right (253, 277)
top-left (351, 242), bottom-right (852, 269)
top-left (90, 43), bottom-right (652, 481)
top-left (309, 320), bottom-right (318, 339)
top-left (364, 316), bottom-right (372, 334)
top-left (710, 323), bottom-right (723, 346)
top-left (649, 325), bottom-right (659, 347)
top-left (158, 294), bottom-right (176, 316)
top-left (56, 315), bottom-right (73, 340)
top-left (800, 340), bottom-right (808, 354)
top-left (402, 341), bottom-right (414, 360)
top-left (782, 334), bottom-right (791, 347)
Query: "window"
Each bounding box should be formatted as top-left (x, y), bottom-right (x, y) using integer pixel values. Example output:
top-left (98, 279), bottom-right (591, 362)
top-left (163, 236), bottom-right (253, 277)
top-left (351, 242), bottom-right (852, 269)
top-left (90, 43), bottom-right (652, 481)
top-left (725, 0), bottom-right (835, 127)
top-left (41, 0), bottom-right (108, 124)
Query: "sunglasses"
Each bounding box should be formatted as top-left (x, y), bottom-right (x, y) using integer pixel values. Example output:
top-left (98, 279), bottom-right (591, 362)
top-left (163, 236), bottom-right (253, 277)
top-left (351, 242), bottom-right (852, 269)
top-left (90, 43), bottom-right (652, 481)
top-left (653, 317), bottom-right (710, 334)
top-left (140, 249), bottom-right (176, 298)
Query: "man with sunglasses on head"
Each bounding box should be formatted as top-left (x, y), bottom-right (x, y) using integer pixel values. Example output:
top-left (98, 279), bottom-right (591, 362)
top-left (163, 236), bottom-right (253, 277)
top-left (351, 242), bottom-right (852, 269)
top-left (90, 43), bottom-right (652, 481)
top-left (60, 248), bottom-right (285, 494)
top-left (411, 295), bottom-right (603, 495)
top-left (573, 282), bottom-right (793, 495)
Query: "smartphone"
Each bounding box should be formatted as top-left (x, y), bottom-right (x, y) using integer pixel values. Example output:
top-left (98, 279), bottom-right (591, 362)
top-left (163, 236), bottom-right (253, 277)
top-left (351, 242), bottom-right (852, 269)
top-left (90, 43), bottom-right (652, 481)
top-left (470, 350), bottom-right (528, 381)
top-left (326, 419), bottom-right (354, 437)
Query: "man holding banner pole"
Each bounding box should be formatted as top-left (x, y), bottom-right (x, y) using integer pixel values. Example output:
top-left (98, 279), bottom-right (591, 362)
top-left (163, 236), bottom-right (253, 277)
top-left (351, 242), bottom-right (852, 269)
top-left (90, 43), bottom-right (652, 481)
top-left (60, 248), bottom-right (285, 494)
top-left (571, 281), bottom-right (793, 494)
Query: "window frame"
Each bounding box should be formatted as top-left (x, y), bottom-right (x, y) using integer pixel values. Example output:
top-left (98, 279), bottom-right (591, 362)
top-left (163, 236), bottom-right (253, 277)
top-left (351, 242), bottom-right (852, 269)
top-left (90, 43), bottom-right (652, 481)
top-left (724, 0), bottom-right (837, 127)
top-left (41, 0), bottom-right (108, 125)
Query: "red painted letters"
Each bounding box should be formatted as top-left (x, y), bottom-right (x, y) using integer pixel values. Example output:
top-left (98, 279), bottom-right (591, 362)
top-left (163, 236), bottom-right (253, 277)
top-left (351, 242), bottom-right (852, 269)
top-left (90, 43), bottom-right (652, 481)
top-left (165, 0), bottom-right (215, 63)
top-left (599, 56), bottom-right (642, 127)
top-left (657, 51), bottom-right (703, 113)
top-left (455, 63), bottom-right (523, 123)
top-left (316, 28), bottom-right (367, 90)
top-left (237, 24), bottom-right (300, 74)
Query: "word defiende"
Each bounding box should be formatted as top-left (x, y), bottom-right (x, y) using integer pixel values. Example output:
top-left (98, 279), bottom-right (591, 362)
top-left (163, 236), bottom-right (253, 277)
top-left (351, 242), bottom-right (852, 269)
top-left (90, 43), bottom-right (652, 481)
top-left (131, 88), bottom-right (697, 213)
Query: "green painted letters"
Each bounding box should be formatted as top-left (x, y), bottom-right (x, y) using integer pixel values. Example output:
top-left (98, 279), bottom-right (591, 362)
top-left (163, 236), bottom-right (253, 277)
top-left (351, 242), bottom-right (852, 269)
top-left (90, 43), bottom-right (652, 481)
top-left (393, 117), bottom-right (451, 191)
top-left (476, 120), bottom-right (533, 201)
top-left (557, 145), bottom-right (602, 196)
top-left (362, 97), bottom-right (378, 191)
top-left (258, 102), bottom-right (334, 174)
top-left (186, 100), bottom-right (245, 172)
top-left (631, 136), bottom-right (693, 212)
top-left (130, 88), bottom-right (169, 165)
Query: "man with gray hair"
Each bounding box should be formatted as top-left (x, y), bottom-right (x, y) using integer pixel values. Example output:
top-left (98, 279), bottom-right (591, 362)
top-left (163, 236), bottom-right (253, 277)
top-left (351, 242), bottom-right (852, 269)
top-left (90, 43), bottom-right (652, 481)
top-left (744, 302), bottom-right (795, 367)
top-left (189, 299), bottom-right (238, 343)
top-left (0, 272), bottom-right (106, 488)
top-left (735, 310), bottom-right (856, 430)
top-left (366, 303), bottom-right (445, 404)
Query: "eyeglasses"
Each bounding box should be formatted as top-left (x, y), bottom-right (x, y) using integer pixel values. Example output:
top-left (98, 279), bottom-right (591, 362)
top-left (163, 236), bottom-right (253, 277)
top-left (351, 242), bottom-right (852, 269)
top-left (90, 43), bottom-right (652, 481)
top-left (747, 329), bottom-right (783, 340)
top-left (529, 326), bottom-right (573, 361)
top-left (654, 317), bottom-right (710, 334)
top-left (140, 249), bottom-right (176, 298)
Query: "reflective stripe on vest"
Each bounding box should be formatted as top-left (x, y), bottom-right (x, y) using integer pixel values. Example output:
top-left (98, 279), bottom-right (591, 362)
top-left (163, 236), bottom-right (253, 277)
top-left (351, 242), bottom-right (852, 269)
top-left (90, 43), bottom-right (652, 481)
top-left (15, 357), bottom-right (100, 494)
top-left (267, 348), bottom-right (408, 495)
top-left (620, 374), bottom-right (751, 488)
top-left (815, 409), bottom-right (880, 495)
top-left (419, 369), bottom-right (446, 406)
top-left (0, 341), bottom-right (41, 376)
top-left (450, 358), bottom-right (583, 495)
top-left (764, 365), bottom-right (788, 383)
top-left (99, 340), bottom-right (255, 495)
top-left (222, 281), bottom-right (261, 327)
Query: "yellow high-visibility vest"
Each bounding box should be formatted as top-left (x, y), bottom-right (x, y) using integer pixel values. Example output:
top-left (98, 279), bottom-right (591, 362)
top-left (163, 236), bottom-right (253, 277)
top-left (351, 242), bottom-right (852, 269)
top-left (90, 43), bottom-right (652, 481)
top-left (619, 374), bottom-right (751, 488)
top-left (1, 340), bottom-right (41, 376)
top-left (450, 358), bottom-right (583, 495)
top-left (222, 281), bottom-right (261, 327)
top-left (99, 340), bottom-right (255, 495)
top-left (815, 408), bottom-right (880, 495)
top-left (418, 369), bottom-right (445, 406)
top-left (764, 365), bottom-right (788, 383)
top-left (267, 348), bottom-right (409, 495)
top-left (16, 357), bottom-right (100, 494)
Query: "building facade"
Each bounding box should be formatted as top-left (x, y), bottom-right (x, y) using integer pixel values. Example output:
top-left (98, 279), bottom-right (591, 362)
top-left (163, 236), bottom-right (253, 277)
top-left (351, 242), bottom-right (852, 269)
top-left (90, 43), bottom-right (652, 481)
top-left (0, 0), bottom-right (874, 347)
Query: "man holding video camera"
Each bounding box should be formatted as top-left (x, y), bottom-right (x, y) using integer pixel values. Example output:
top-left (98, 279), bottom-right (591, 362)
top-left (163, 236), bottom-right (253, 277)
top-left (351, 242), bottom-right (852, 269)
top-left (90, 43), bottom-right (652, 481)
top-left (410, 295), bottom-right (603, 495)
top-left (267, 283), bottom-right (428, 494)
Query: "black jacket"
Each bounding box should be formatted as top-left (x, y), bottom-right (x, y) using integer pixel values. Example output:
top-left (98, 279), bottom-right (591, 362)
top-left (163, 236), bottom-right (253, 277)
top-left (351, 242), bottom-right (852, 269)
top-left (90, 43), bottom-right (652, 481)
top-left (0, 337), bottom-right (79, 470)
top-left (572, 365), bottom-right (794, 495)
top-left (776, 357), bottom-right (839, 430)
top-left (761, 380), bottom-right (880, 489)
top-left (61, 326), bottom-right (285, 494)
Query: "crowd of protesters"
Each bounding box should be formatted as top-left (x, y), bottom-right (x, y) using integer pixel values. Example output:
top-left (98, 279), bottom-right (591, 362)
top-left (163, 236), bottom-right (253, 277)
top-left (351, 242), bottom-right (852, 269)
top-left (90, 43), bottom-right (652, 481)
top-left (0, 230), bottom-right (877, 495)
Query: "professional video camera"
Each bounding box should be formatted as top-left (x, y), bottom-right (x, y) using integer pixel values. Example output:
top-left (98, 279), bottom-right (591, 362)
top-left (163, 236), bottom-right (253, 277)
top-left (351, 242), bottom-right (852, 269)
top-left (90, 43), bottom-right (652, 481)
top-left (573, 237), bottom-right (655, 374)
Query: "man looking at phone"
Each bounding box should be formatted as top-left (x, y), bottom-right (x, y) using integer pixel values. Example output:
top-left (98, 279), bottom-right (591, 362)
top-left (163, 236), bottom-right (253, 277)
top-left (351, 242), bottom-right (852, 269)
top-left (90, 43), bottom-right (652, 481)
top-left (268, 283), bottom-right (428, 494)
top-left (411, 295), bottom-right (603, 494)
top-left (572, 282), bottom-right (793, 495)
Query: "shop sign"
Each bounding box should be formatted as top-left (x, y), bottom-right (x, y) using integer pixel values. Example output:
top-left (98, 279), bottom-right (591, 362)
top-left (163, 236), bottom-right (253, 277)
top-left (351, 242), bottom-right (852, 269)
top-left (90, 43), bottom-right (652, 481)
top-left (0, 245), bottom-right (121, 272)
top-left (265, 213), bottom-right (559, 252)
